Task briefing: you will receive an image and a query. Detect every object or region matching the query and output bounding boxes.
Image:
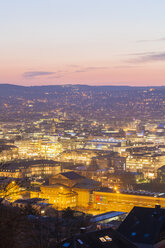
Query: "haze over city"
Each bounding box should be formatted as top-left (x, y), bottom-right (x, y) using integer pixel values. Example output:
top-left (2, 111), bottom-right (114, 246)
top-left (1, 0), bottom-right (165, 86)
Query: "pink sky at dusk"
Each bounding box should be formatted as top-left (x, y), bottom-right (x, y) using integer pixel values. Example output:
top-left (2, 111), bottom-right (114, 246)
top-left (0, 0), bottom-right (165, 86)
top-left (1, 62), bottom-right (165, 86)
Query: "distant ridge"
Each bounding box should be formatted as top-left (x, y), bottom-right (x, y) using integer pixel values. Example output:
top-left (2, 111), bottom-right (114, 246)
top-left (0, 83), bottom-right (164, 97)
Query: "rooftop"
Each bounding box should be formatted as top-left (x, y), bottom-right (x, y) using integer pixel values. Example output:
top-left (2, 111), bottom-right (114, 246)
top-left (0, 159), bottom-right (58, 170)
top-left (91, 211), bottom-right (126, 223)
top-left (61, 227), bottom-right (137, 248)
top-left (61, 171), bottom-right (84, 180)
top-left (118, 206), bottom-right (165, 245)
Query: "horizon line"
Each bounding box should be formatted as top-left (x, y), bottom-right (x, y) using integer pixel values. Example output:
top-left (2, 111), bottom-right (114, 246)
top-left (0, 83), bottom-right (165, 88)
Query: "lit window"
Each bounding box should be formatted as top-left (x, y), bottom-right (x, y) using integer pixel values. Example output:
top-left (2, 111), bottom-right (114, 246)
top-left (104, 236), bottom-right (112, 242)
top-left (99, 236), bottom-right (112, 242)
top-left (99, 237), bottom-right (106, 242)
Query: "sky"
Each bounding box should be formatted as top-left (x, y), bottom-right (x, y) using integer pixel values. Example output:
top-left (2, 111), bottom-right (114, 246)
top-left (0, 0), bottom-right (165, 86)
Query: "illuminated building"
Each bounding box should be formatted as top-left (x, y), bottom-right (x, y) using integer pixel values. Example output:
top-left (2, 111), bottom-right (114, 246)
top-left (59, 138), bottom-right (85, 150)
top-left (57, 149), bottom-right (117, 168)
top-left (93, 190), bottom-right (165, 213)
top-left (12, 198), bottom-right (51, 214)
top-left (35, 184), bottom-right (78, 210)
top-left (57, 150), bottom-right (99, 166)
top-left (108, 156), bottom-right (126, 172)
top-left (32, 171), bottom-right (100, 210)
top-left (88, 153), bottom-right (122, 170)
top-left (125, 130), bottom-right (145, 144)
top-left (30, 172), bottom-right (165, 213)
top-left (15, 139), bottom-right (63, 160)
top-left (31, 171), bottom-right (165, 213)
top-left (46, 172), bottom-right (91, 209)
top-left (49, 171), bottom-right (85, 187)
top-left (90, 211), bottom-right (127, 228)
top-left (113, 144), bottom-right (156, 156)
top-left (126, 153), bottom-right (165, 178)
top-left (51, 120), bottom-right (56, 133)
top-left (0, 160), bottom-right (61, 178)
top-left (145, 133), bottom-right (165, 144)
top-left (73, 187), bottom-right (91, 208)
top-left (0, 145), bottom-right (19, 162)
top-left (157, 165), bottom-right (165, 183)
top-left (49, 172), bottom-right (100, 209)
top-left (84, 138), bottom-right (127, 151)
top-left (30, 171), bottom-right (165, 215)
top-left (73, 177), bottom-right (100, 208)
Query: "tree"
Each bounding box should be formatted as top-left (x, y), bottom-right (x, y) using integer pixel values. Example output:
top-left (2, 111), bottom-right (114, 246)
top-left (21, 203), bottom-right (39, 216)
top-left (0, 178), bottom-right (29, 203)
top-left (62, 207), bottom-right (74, 219)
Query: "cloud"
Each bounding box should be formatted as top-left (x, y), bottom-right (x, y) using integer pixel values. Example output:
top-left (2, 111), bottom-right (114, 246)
top-left (23, 66), bottom-right (110, 79)
top-left (69, 64), bottom-right (80, 68)
top-left (158, 37), bottom-right (165, 41)
top-left (127, 52), bottom-right (165, 63)
top-left (75, 70), bottom-right (87, 73)
top-left (114, 65), bottom-right (142, 69)
top-left (129, 52), bottom-right (155, 56)
top-left (136, 37), bottom-right (165, 43)
top-left (74, 66), bottom-right (109, 73)
top-left (86, 66), bottom-right (109, 70)
top-left (23, 71), bottom-right (55, 78)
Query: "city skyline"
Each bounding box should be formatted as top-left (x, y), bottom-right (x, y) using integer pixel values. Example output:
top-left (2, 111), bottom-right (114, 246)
top-left (0, 0), bottom-right (165, 86)
top-left (1, 2), bottom-right (165, 247)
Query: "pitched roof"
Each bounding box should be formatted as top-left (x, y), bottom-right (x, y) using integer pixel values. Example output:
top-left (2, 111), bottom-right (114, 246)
top-left (118, 206), bottom-right (165, 245)
top-left (74, 178), bottom-right (100, 189)
top-left (158, 165), bottom-right (165, 171)
top-left (0, 159), bottom-right (58, 169)
top-left (60, 228), bottom-right (137, 248)
top-left (61, 171), bottom-right (84, 180)
top-left (90, 211), bottom-right (126, 223)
